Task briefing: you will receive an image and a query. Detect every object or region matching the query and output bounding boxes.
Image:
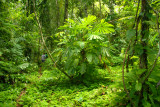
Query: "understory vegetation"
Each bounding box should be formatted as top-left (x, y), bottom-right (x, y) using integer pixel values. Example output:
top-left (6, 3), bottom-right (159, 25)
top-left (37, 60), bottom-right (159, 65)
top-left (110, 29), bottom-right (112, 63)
top-left (1, 0), bottom-right (160, 107)
top-left (1, 65), bottom-right (126, 106)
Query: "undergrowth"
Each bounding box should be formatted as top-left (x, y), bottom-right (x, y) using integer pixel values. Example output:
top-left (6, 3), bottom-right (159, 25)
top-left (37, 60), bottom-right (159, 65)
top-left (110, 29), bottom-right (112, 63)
top-left (0, 66), bottom-right (129, 107)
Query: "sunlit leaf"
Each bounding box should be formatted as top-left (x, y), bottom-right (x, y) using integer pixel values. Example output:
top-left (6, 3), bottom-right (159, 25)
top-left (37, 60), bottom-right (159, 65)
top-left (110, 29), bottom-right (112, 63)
top-left (18, 63), bottom-right (29, 70)
top-left (87, 34), bottom-right (103, 40)
top-left (76, 41), bottom-right (86, 49)
top-left (135, 81), bottom-right (142, 91)
top-left (0, 51), bottom-right (2, 56)
top-left (86, 53), bottom-right (93, 63)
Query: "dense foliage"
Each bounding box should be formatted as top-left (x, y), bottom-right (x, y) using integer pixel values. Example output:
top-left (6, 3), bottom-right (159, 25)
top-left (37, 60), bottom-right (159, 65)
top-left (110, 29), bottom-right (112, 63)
top-left (0, 0), bottom-right (160, 106)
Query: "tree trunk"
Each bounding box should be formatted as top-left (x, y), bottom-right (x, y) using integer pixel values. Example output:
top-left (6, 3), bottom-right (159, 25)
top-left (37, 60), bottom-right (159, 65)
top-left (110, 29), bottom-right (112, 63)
top-left (99, 0), bottom-right (102, 18)
top-left (92, 0), bottom-right (94, 15)
top-left (79, 0), bottom-right (83, 17)
top-left (37, 38), bottom-right (41, 67)
top-left (139, 0), bottom-right (149, 70)
top-left (71, 0), bottom-right (74, 19)
top-left (64, 0), bottom-right (68, 23)
top-left (84, 4), bottom-right (88, 17)
top-left (56, 0), bottom-right (60, 27)
top-left (108, 0), bottom-right (115, 43)
top-left (27, 0), bottom-right (29, 17)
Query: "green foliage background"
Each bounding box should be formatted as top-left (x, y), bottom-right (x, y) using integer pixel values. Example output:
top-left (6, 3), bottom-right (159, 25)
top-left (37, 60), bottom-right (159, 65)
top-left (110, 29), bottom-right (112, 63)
top-left (0, 0), bottom-right (160, 106)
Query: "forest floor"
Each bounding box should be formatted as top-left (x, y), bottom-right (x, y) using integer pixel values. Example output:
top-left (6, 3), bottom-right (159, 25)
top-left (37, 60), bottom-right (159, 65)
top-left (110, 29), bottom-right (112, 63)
top-left (0, 66), bottom-right (128, 107)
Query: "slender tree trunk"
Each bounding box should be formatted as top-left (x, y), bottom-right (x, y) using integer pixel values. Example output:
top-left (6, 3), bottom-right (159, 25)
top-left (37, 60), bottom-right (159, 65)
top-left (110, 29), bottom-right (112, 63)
top-left (99, 0), bottom-right (102, 18)
top-left (84, 4), bottom-right (88, 17)
top-left (79, 0), bottom-right (83, 17)
top-left (27, 0), bottom-right (29, 17)
top-left (109, 1), bottom-right (114, 15)
top-left (37, 38), bottom-right (41, 67)
top-left (126, 55), bottom-right (129, 72)
top-left (64, 0), bottom-right (68, 23)
top-left (30, 0), bottom-right (34, 14)
top-left (92, 0), bottom-right (94, 15)
top-left (139, 0), bottom-right (149, 70)
top-left (56, 0), bottom-right (60, 28)
top-left (71, 0), bottom-right (74, 19)
top-left (108, 0), bottom-right (115, 43)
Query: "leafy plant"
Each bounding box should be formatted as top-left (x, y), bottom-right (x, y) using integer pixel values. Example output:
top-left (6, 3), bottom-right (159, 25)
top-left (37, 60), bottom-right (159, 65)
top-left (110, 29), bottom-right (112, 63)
top-left (54, 15), bottom-right (115, 78)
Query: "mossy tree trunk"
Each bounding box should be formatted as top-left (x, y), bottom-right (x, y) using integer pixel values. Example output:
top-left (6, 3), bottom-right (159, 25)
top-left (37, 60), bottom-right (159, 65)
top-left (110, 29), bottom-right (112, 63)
top-left (139, 0), bottom-right (149, 71)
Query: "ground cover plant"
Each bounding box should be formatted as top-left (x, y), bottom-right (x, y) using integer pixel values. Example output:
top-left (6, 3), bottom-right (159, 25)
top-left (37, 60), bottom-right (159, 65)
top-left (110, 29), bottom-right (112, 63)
top-left (1, 66), bottom-right (127, 107)
top-left (1, 0), bottom-right (160, 107)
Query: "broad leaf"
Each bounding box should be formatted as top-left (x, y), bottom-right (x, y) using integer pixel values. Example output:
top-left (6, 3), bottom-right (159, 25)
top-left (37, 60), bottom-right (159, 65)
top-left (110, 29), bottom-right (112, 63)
top-left (142, 100), bottom-right (151, 107)
top-left (87, 34), bottom-right (103, 40)
top-left (80, 63), bottom-right (86, 74)
top-left (0, 51), bottom-right (2, 56)
top-left (18, 63), bottom-right (29, 70)
top-left (135, 81), bottom-right (142, 91)
top-left (73, 59), bottom-right (79, 67)
top-left (126, 29), bottom-right (136, 40)
top-left (86, 53), bottom-right (93, 63)
top-left (94, 19), bottom-right (115, 33)
top-left (76, 41), bottom-right (86, 49)
top-left (93, 55), bottom-right (99, 65)
top-left (81, 15), bottom-right (96, 27)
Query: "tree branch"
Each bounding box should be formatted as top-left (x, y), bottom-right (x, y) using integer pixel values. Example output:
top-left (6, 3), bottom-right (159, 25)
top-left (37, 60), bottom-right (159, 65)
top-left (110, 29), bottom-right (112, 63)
top-left (122, 1), bottom-right (141, 105)
top-left (122, 42), bottom-right (134, 106)
top-left (132, 0), bottom-right (140, 29)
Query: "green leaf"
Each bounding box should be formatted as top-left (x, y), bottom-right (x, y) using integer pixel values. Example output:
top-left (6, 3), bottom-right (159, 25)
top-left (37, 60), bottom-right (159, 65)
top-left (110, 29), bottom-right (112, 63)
top-left (154, 96), bottom-right (160, 102)
top-left (146, 82), bottom-right (157, 95)
top-left (135, 81), bottom-right (142, 91)
top-left (93, 55), bottom-right (99, 65)
top-left (101, 47), bottom-right (110, 56)
top-left (75, 95), bottom-right (83, 102)
top-left (0, 72), bottom-right (4, 76)
top-left (94, 19), bottom-right (115, 33)
top-left (130, 56), bottom-right (139, 59)
top-left (143, 91), bottom-right (148, 101)
top-left (136, 69), bottom-right (146, 75)
top-left (80, 63), bottom-right (86, 75)
top-left (126, 29), bottom-right (136, 40)
top-left (86, 53), bottom-right (93, 63)
top-left (68, 68), bottom-right (75, 76)
top-left (134, 44), bottom-right (144, 55)
top-left (87, 34), bottom-right (103, 40)
top-left (76, 41), bottom-right (86, 49)
top-left (18, 63), bottom-right (29, 70)
top-left (149, 33), bottom-right (158, 45)
top-left (149, 95), bottom-right (155, 107)
top-left (81, 15), bottom-right (96, 27)
top-left (73, 59), bottom-right (79, 67)
top-left (118, 16), bottom-right (134, 21)
top-left (142, 100), bottom-right (151, 107)
top-left (0, 52), bottom-right (2, 56)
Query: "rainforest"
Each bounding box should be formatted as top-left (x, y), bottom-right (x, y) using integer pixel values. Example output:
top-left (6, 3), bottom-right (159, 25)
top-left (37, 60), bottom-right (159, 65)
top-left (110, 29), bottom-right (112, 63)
top-left (0, 0), bottom-right (160, 106)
